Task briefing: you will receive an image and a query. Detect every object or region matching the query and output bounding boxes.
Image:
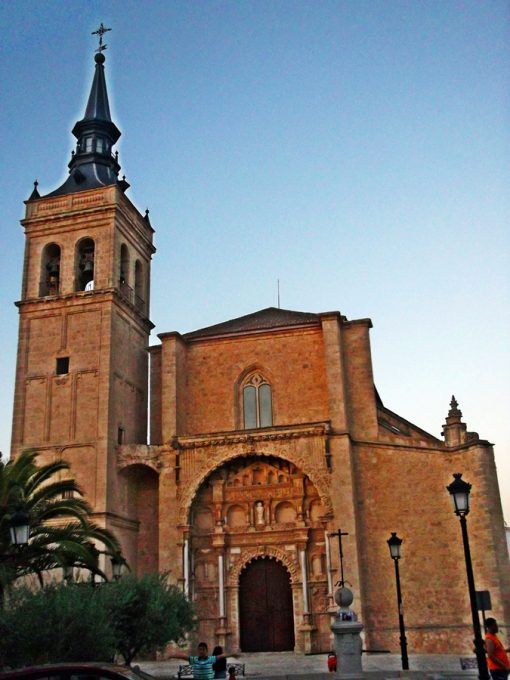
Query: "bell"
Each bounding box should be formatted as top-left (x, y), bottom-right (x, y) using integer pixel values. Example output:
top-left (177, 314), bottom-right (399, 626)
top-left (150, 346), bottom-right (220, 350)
top-left (82, 260), bottom-right (94, 273)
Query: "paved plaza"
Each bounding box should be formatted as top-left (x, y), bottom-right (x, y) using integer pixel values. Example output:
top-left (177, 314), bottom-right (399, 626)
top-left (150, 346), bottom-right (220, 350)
top-left (140, 652), bottom-right (477, 680)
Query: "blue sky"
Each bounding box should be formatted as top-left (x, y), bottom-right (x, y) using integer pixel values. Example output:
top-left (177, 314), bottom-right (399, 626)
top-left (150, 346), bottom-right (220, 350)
top-left (1, 1), bottom-right (509, 520)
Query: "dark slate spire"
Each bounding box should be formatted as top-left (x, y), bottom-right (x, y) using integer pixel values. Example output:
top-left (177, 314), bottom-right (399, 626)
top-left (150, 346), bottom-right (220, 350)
top-left (28, 180), bottom-right (40, 201)
top-left (45, 48), bottom-right (126, 198)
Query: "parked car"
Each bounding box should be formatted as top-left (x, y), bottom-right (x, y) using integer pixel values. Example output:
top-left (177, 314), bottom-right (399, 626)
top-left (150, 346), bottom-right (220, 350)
top-left (0, 662), bottom-right (155, 680)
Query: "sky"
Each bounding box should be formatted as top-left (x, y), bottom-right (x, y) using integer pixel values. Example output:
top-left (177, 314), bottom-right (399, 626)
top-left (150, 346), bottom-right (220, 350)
top-left (0, 1), bottom-right (509, 520)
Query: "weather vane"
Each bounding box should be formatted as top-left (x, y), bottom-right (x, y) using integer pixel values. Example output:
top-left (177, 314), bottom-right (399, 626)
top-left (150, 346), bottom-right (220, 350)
top-left (92, 23), bottom-right (112, 53)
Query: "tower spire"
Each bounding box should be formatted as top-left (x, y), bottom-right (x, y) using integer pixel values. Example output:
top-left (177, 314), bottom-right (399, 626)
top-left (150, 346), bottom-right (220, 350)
top-left (43, 25), bottom-right (127, 198)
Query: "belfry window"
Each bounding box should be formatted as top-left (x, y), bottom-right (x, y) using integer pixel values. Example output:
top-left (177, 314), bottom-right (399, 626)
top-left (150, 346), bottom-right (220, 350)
top-left (40, 243), bottom-right (61, 296)
top-left (134, 260), bottom-right (144, 312)
top-left (76, 238), bottom-right (95, 291)
top-left (243, 373), bottom-right (272, 429)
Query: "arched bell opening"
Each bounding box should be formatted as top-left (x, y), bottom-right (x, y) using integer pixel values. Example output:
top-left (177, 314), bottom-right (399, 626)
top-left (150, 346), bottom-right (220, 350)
top-left (134, 259), bottom-right (144, 313)
top-left (40, 242), bottom-right (61, 296)
top-left (75, 237), bottom-right (95, 291)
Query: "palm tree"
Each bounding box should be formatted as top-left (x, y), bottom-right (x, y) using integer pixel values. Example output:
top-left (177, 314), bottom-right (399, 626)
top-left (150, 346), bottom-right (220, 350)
top-left (0, 450), bottom-right (122, 604)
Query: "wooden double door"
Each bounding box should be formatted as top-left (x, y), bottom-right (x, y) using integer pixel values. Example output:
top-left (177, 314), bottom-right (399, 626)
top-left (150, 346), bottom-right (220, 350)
top-left (239, 557), bottom-right (295, 652)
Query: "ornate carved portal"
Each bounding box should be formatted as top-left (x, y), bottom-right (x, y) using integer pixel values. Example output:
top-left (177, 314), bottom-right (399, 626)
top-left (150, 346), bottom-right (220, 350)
top-left (188, 454), bottom-right (332, 652)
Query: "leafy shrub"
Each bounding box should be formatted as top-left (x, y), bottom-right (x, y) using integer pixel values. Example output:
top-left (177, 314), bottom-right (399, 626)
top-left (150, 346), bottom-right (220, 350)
top-left (0, 574), bottom-right (195, 669)
top-left (0, 583), bottom-right (114, 668)
top-left (102, 572), bottom-right (195, 664)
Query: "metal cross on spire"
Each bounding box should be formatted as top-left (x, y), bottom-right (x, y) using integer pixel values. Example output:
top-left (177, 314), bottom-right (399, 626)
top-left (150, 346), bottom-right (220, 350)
top-left (92, 23), bottom-right (112, 53)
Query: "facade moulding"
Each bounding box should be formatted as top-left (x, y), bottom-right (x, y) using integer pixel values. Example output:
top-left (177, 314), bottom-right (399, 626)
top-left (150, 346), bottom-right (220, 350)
top-left (23, 186), bottom-right (117, 219)
top-left (172, 421), bottom-right (331, 450)
top-left (116, 443), bottom-right (168, 472)
top-left (184, 324), bottom-right (322, 345)
top-left (90, 510), bottom-right (139, 531)
top-left (15, 289), bottom-right (153, 331)
top-left (353, 438), bottom-right (493, 453)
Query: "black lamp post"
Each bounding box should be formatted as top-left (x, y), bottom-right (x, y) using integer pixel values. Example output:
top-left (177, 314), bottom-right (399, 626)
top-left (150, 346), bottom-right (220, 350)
top-left (387, 532), bottom-right (409, 670)
top-left (111, 552), bottom-right (124, 581)
top-left (88, 543), bottom-right (100, 586)
top-left (9, 510), bottom-right (30, 546)
top-left (446, 473), bottom-right (489, 680)
top-left (62, 562), bottom-right (74, 582)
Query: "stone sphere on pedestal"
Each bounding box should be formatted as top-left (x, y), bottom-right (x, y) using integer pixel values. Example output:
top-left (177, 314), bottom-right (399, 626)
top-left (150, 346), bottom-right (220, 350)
top-left (334, 586), bottom-right (354, 609)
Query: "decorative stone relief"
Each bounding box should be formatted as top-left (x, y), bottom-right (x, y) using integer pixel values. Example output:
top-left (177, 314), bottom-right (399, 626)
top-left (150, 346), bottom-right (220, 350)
top-left (178, 446), bottom-right (332, 524)
top-left (227, 545), bottom-right (300, 586)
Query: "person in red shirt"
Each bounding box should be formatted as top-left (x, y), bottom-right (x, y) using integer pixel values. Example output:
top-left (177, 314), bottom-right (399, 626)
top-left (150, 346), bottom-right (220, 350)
top-left (485, 618), bottom-right (510, 680)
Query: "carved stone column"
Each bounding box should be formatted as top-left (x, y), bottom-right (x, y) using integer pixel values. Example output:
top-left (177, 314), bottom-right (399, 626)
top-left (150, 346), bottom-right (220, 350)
top-left (298, 546), bottom-right (315, 652)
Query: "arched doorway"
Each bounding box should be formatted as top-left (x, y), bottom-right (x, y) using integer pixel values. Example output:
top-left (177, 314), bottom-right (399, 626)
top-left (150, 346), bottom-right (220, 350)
top-left (239, 557), bottom-right (295, 652)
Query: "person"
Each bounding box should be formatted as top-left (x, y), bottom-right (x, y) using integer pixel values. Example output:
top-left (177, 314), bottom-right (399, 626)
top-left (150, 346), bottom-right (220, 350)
top-left (212, 645), bottom-right (227, 679)
top-left (227, 667), bottom-right (237, 680)
top-left (485, 617), bottom-right (510, 680)
top-left (168, 641), bottom-right (235, 680)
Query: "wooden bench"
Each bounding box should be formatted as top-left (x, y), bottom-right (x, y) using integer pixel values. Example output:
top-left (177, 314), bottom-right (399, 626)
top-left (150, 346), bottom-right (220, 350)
top-left (459, 657), bottom-right (478, 670)
top-left (177, 662), bottom-right (246, 678)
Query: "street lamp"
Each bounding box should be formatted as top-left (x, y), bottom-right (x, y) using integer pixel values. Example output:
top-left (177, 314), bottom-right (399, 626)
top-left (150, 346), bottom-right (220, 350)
top-left (9, 510), bottom-right (30, 546)
top-left (63, 563), bottom-right (74, 582)
top-left (87, 543), bottom-right (100, 586)
top-left (446, 473), bottom-right (489, 680)
top-left (110, 552), bottom-right (124, 581)
top-left (387, 532), bottom-right (409, 670)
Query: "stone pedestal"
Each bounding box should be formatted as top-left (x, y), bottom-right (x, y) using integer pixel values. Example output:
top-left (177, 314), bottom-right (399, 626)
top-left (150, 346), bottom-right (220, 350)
top-left (331, 614), bottom-right (363, 680)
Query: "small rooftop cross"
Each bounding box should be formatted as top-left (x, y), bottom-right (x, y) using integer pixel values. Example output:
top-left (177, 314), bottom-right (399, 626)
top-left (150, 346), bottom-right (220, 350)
top-left (92, 23), bottom-right (112, 53)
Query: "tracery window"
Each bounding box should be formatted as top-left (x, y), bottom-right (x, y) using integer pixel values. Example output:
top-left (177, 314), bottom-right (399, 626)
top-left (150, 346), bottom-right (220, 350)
top-left (243, 373), bottom-right (272, 429)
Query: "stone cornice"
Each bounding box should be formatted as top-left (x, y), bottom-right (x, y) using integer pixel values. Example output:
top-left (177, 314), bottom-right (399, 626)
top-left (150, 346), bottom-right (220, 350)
top-left (15, 287), bottom-right (154, 331)
top-left (172, 422), bottom-right (330, 450)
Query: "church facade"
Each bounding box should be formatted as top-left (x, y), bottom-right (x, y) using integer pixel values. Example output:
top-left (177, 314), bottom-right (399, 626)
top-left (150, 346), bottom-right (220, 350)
top-left (11, 45), bottom-right (510, 655)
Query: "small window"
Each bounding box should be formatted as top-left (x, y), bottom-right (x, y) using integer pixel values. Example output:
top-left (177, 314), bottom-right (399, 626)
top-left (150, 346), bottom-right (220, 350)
top-left (117, 426), bottom-right (125, 445)
top-left (56, 357), bottom-right (69, 375)
top-left (242, 373), bottom-right (273, 429)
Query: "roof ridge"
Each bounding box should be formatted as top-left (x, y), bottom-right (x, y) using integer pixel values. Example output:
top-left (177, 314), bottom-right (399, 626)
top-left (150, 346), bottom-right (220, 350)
top-left (183, 307), bottom-right (320, 340)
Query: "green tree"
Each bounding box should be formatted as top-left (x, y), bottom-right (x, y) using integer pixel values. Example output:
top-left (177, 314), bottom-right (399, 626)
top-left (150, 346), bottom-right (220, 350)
top-left (0, 450), bottom-right (121, 603)
top-left (0, 576), bottom-right (195, 670)
top-left (0, 583), bottom-right (115, 669)
top-left (102, 572), bottom-right (195, 664)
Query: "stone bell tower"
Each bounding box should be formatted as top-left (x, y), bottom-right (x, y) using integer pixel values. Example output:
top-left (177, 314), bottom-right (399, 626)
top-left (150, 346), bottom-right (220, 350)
top-left (10, 33), bottom-right (155, 554)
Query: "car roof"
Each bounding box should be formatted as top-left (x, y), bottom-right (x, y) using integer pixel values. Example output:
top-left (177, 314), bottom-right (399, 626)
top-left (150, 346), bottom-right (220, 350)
top-left (0, 662), bottom-right (147, 679)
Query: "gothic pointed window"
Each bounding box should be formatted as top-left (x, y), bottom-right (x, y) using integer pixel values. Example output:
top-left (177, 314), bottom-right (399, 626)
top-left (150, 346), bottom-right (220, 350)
top-left (243, 373), bottom-right (272, 429)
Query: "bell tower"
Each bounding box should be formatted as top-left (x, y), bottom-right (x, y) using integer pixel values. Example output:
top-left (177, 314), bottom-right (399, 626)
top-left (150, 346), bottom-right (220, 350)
top-left (10, 33), bottom-right (155, 551)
